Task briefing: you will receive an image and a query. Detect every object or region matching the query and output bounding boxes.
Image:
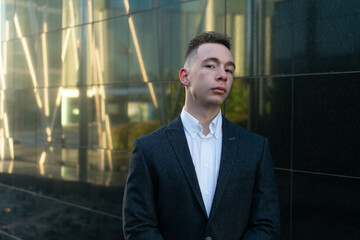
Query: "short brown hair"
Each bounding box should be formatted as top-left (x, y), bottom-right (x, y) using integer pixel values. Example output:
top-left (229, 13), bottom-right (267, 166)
top-left (185, 31), bottom-right (231, 62)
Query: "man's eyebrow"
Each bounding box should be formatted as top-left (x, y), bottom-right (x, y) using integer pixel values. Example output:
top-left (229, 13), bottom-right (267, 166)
top-left (203, 57), bottom-right (236, 69)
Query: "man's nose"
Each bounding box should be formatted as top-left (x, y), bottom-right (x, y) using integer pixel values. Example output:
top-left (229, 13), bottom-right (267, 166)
top-left (216, 67), bottom-right (228, 81)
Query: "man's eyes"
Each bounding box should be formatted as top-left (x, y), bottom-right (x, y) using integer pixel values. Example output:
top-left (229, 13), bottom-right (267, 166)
top-left (225, 69), bottom-right (234, 74)
top-left (205, 64), bottom-right (215, 69)
top-left (204, 64), bottom-right (234, 74)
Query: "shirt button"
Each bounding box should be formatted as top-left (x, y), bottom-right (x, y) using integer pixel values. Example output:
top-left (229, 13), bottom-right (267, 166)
top-left (205, 237), bottom-right (212, 240)
top-left (204, 190), bottom-right (209, 195)
top-left (205, 163), bottom-right (209, 168)
top-left (204, 138), bottom-right (208, 143)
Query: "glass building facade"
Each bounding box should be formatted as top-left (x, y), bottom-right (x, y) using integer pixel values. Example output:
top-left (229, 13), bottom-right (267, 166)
top-left (0, 0), bottom-right (359, 239)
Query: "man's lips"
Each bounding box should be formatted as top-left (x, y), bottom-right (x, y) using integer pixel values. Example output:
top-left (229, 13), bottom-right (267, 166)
top-left (212, 86), bottom-right (227, 94)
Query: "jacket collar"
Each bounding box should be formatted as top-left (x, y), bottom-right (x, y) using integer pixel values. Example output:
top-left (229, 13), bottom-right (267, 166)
top-left (166, 117), bottom-right (208, 217)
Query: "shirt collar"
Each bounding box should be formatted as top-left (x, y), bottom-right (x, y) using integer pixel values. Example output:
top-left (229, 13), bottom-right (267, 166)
top-left (180, 108), bottom-right (222, 139)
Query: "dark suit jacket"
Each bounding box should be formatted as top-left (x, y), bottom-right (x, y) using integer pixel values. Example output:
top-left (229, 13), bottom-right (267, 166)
top-left (123, 116), bottom-right (280, 240)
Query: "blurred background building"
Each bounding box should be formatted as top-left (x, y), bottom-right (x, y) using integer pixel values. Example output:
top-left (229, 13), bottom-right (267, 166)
top-left (0, 0), bottom-right (359, 239)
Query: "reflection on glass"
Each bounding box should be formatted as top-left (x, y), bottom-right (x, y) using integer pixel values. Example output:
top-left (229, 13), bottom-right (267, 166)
top-left (128, 102), bottom-right (150, 122)
top-left (14, 14), bottom-right (43, 109)
top-left (225, 79), bottom-right (249, 127)
top-left (0, 1), bottom-right (293, 237)
top-left (1, 20), bottom-right (9, 78)
top-left (231, 14), bottom-right (246, 77)
top-left (205, 0), bottom-right (214, 31)
top-left (0, 0), bottom-right (278, 185)
top-left (69, 0), bottom-right (79, 71)
top-left (125, 0), bottom-right (158, 109)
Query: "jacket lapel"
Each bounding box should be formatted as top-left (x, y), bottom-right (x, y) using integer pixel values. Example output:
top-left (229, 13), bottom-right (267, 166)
top-left (208, 117), bottom-right (238, 220)
top-left (166, 117), bottom-right (207, 217)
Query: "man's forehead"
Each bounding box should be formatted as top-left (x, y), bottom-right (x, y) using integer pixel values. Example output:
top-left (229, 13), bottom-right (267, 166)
top-left (198, 42), bottom-right (230, 51)
top-left (197, 43), bottom-right (234, 62)
top-left (198, 43), bottom-right (232, 55)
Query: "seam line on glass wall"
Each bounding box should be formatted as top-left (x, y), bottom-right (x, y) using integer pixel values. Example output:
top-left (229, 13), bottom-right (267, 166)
top-left (274, 168), bottom-right (360, 180)
top-left (0, 229), bottom-right (22, 240)
top-left (0, 183), bottom-right (123, 220)
top-left (232, 70), bottom-right (360, 80)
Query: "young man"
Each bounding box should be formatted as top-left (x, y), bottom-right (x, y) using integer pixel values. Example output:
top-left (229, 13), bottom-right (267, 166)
top-left (123, 32), bottom-right (280, 240)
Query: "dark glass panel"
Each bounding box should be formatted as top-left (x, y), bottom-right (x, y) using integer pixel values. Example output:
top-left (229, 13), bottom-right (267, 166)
top-left (293, 74), bottom-right (360, 177)
top-left (227, 0), bottom-right (294, 77)
top-left (275, 169), bottom-right (291, 240)
top-left (225, 77), bottom-right (292, 169)
top-left (292, 172), bottom-right (360, 240)
top-left (270, 0), bottom-right (294, 75)
top-left (0, 187), bottom-right (123, 239)
top-left (294, 0), bottom-right (360, 74)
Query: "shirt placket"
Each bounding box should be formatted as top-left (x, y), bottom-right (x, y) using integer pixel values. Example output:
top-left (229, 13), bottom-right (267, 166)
top-left (200, 135), bottom-right (215, 214)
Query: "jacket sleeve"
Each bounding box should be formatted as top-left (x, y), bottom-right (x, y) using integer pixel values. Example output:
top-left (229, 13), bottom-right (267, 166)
top-left (122, 139), bottom-right (165, 240)
top-left (242, 138), bottom-right (281, 240)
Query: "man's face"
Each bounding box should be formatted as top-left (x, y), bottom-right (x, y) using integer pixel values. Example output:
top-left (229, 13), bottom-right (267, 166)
top-left (182, 43), bottom-right (235, 109)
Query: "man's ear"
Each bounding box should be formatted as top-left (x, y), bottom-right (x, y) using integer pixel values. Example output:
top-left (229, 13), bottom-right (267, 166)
top-left (179, 68), bottom-right (190, 86)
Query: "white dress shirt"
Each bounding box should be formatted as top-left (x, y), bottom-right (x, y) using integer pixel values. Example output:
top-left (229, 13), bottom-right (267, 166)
top-left (180, 108), bottom-right (222, 216)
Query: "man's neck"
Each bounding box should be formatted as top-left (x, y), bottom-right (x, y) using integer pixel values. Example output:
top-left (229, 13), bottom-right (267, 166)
top-left (183, 105), bottom-right (220, 136)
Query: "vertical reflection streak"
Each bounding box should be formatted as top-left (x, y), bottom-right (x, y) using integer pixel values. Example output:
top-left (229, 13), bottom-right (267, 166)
top-left (39, 151), bottom-right (46, 165)
top-left (14, 14), bottom-right (43, 109)
top-left (3, 20), bottom-right (9, 75)
top-left (0, 92), bottom-right (3, 164)
top-left (68, 0), bottom-right (79, 71)
top-left (234, 14), bottom-right (245, 76)
top-left (265, 16), bottom-right (272, 75)
top-left (50, 87), bottom-right (62, 134)
top-left (101, 131), bottom-right (106, 170)
top-left (105, 114), bottom-right (113, 170)
top-left (88, 0), bottom-right (107, 170)
top-left (8, 136), bottom-right (14, 173)
top-left (39, 151), bottom-right (47, 176)
top-left (46, 127), bottom-right (51, 142)
top-left (0, 51), bottom-right (5, 90)
top-left (95, 49), bottom-right (106, 122)
top-left (96, 93), bottom-right (103, 148)
top-left (3, 113), bottom-right (9, 138)
top-left (90, 33), bottom-right (104, 168)
top-left (42, 22), bottom-right (50, 117)
top-left (98, 12), bottom-right (104, 71)
top-left (0, 91), bottom-right (3, 120)
top-left (205, 0), bottom-right (214, 31)
top-left (88, 0), bottom-right (93, 22)
top-left (61, 29), bottom-right (71, 61)
top-left (89, 1), bottom-right (114, 171)
top-left (42, 12), bottom-right (51, 158)
top-left (124, 0), bottom-right (159, 109)
top-left (34, 89), bottom-right (43, 109)
top-left (0, 129), bottom-right (4, 161)
top-left (9, 138), bottom-right (14, 160)
top-left (87, 0), bottom-right (94, 63)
